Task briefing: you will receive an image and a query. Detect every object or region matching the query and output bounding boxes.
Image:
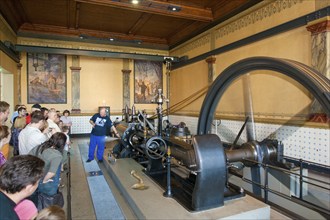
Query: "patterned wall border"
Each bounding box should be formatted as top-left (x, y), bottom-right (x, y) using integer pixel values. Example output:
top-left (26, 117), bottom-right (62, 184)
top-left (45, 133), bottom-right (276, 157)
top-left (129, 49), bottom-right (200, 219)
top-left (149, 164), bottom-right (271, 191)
top-left (215, 0), bottom-right (304, 39)
top-left (18, 38), bottom-right (168, 56)
top-left (178, 34), bottom-right (211, 55)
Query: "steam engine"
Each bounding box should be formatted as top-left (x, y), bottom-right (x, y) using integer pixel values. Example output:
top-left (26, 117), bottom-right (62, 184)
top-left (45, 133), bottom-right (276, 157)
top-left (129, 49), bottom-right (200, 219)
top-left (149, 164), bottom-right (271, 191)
top-left (111, 89), bottom-right (283, 211)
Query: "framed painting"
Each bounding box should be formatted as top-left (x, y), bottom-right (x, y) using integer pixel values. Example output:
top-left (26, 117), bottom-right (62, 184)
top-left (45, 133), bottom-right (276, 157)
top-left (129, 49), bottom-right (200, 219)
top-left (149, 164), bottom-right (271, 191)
top-left (134, 60), bottom-right (163, 104)
top-left (27, 53), bottom-right (67, 104)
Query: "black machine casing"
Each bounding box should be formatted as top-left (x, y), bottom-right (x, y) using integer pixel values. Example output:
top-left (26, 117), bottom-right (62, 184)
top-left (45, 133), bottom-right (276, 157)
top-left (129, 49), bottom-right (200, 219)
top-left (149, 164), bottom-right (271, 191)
top-left (115, 122), bottom-right (243, 211)
top-left (191, 134), bottom-right (226, 210)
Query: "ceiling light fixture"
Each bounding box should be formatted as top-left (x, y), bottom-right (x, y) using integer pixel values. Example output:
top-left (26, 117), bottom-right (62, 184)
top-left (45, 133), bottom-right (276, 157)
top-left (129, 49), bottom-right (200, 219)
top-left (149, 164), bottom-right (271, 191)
top-left (109, 38), bottom-right (115, 41)
top-left (168, 5), bottom-right (181, 12)
top-left (132, 0), bottom-right (139, 4)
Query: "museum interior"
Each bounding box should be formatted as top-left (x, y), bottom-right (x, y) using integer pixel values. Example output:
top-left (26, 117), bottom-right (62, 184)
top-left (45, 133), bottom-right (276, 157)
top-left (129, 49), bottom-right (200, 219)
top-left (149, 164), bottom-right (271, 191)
top-left (0, 0), bottom-right (329, 219)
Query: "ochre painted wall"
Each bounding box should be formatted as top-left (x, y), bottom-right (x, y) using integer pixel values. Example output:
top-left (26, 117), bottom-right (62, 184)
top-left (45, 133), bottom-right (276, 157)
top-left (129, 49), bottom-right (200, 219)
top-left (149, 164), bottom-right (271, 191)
top-left (2, 0), bottom-right (329, 118)
top-left (80, 56), bottom-right (123, 113)
top-left (19, 52), bottom-right (167, 114)
top-left (170, 60), bottom-right (208, 114)
top-left (16, 37), bottom-right (168, 114)
top-left (169, 0), bottom-right (323, 119)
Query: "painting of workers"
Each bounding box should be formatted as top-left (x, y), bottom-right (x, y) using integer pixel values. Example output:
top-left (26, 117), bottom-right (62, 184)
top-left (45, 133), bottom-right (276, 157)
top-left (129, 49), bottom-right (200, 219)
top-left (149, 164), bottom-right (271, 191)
top-left (27, 53), bottom-right (67, 104)
top-left (134, 60), bottom-right (163, 104)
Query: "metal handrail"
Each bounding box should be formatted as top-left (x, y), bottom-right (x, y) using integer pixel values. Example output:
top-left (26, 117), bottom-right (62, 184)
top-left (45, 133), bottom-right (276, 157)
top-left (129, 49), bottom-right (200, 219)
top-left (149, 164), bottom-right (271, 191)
top-left (66, 151), bottom-right (72, 220)
top-left (242, 158), bottom-right (330, 186)
top-left (230, 158), bottom-right (330, 218)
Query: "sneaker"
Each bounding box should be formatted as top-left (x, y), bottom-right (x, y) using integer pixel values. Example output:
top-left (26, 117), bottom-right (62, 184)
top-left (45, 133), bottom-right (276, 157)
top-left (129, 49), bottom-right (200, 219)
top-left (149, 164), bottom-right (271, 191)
top-left (86, 159), bottom-right (92, 163)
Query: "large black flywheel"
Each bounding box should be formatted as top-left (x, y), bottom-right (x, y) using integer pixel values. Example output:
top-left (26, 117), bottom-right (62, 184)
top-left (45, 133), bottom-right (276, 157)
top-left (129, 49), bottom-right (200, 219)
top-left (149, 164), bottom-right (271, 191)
top-left (198, 57), bottom-right (330, 135)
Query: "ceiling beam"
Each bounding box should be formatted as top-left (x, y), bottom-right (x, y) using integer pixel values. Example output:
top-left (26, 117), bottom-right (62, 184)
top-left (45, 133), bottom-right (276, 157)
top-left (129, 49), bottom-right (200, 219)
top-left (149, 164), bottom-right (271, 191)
top-left (75, 2), bottom-right (80, 29)
top-left (18, 23), bottom-right (168, 45)
top-left (67, 0), bottom-right (71, 28)
top-left (128, 13), bottom-right (153, 35)
top-left (74, 0), bottom-right (213, 22)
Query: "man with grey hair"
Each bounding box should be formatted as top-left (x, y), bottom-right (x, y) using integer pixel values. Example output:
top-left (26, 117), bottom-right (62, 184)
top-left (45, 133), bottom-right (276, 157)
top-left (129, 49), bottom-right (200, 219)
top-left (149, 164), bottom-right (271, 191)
top-left (0, 101), bottom-right (10, 125)
top-left (86, 107), bottom-right (120, 163)
top-left (46, 109), bottom-right (61, 138)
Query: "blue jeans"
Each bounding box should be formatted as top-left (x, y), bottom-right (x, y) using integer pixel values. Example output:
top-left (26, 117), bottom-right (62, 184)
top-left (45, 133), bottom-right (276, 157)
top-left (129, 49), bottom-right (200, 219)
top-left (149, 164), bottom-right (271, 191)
top-left (38, 164), bottom-right (61, 196)
top-left (88, 134), bottom-right (106, 161)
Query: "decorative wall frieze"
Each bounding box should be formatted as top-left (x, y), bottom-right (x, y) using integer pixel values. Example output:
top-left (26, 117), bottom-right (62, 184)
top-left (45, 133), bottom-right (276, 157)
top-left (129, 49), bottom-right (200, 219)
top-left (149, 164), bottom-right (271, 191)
top-left (173, 0), bottom-right (304, 55)
top-left (180, 34), bottom-right (211, 54)
top-left (19, 39), bottom-right (73, 49)
top-left (215, 0), bottom-right (304, 39)
top-left (18, 38), bottom-right (168, 57)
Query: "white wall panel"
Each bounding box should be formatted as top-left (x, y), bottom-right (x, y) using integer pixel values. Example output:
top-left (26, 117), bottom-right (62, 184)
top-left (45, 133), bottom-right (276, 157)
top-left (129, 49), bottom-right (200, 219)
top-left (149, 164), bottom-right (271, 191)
top-left (71, 115), bottom-right (122, 134)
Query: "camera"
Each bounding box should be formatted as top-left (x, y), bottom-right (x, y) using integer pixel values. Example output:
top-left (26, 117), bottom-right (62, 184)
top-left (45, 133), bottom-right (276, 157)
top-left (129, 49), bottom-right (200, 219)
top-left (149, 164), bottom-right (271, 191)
top-left (164, 57), bottom-right (174, 61)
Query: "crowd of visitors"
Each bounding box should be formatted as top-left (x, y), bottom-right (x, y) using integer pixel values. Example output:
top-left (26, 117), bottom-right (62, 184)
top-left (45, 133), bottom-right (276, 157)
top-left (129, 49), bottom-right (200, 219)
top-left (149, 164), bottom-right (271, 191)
top-left (0, 101), bottom-right (71, 220)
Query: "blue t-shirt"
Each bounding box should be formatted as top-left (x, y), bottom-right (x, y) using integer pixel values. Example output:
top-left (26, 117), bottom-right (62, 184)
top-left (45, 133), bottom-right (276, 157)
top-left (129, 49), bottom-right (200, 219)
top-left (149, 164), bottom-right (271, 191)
top-left (90, 113), bottom-right (113, 136)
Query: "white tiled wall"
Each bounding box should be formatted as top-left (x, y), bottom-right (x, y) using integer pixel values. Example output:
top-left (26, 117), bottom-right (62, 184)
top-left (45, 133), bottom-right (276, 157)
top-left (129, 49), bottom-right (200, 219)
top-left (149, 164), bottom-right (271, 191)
top-left (71, 114), bottom-right (329, 166)
top-left (71, 116), bottom-right (93, 134)
top-left (71, 115), bottom-right (122, 134)
top-left (170, 115), bottom-right (330, 167)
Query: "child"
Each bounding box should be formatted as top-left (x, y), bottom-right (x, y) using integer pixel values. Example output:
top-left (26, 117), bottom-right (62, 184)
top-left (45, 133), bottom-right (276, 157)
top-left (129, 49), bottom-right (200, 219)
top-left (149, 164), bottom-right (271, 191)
top-left (60, 110), bottom-right (72, 135)
top-left (36, 205), bottom-right (66, 220)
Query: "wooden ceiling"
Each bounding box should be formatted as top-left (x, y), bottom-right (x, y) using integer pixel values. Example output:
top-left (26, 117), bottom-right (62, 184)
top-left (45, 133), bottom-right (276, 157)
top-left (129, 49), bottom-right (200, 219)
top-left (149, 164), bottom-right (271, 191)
top-left (0, 0), bottom-right (262, 50)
